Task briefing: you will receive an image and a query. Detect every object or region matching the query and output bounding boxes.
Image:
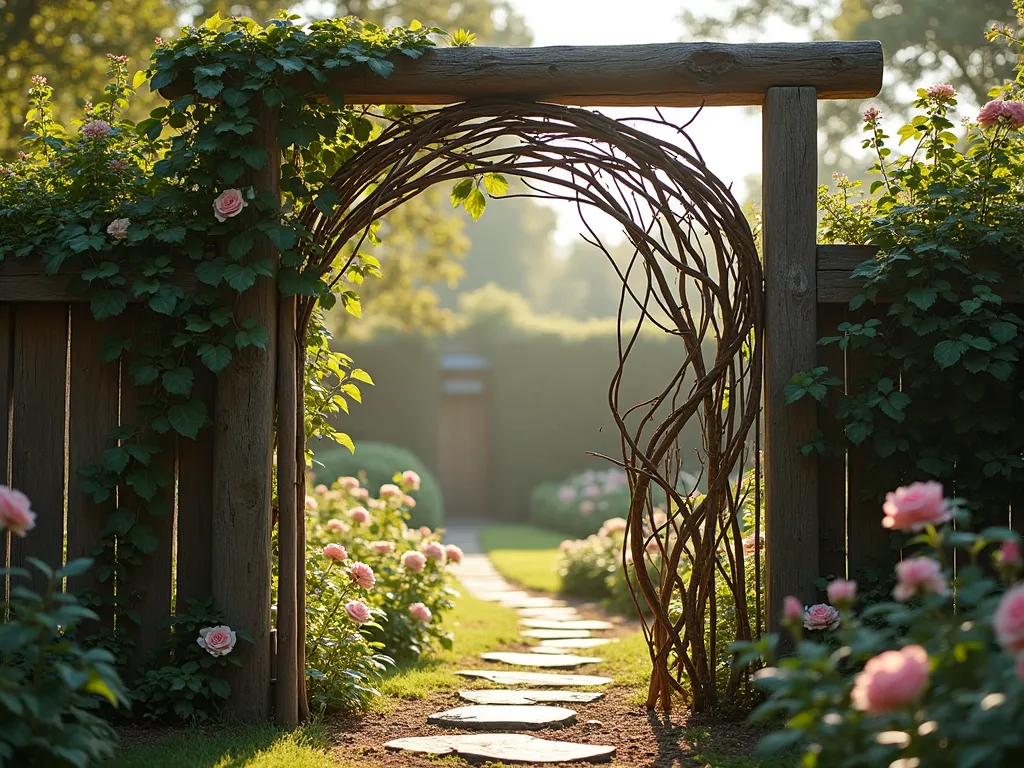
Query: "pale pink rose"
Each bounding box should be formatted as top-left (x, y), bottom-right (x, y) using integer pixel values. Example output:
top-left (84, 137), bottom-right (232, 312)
top-left (1004, 101), bottom-right (1024, 129)
top-left (106, 218), bottom-right (130, 239)
top-left (322, 543), bottom-right (347, 562)
top-left (196, 625), bottom-right (236, 657)
top-left (324, 490), bottom-right (342, 502)
top-left (81, 119), bottom-right (111, 139)
top-left (579, 500), bottom-right (596, 516)
top-left (893, 557), bottom-right (948, 602)
top-left (401, 550), bottom-right (426, 573)
top-left (372, 540), bottom-right (395, 554)
top-left (1017, 653), bottom-right (1024, 682)
top-left (352, 487), bottom-right (369, 499)
top-left (882, 481), bottom-right (949, 531)
top-left (422, 541), bottom-right (446, 564)
top-left (402, 494), bottom-right (417, 508)
top-left (349, 506), bottom-right (369, 524)
top-left (783, 595), bottom-right (803, 623)
top-left (419, 526), bottom-right (432, 536)
top-left (863, 106), bottom-right (881, 123)
top-left (445, 544), bottom-right (464, 564)
top-left (979, 99), bottom-right (1007, 128)
top-left (305, 495), bottom-right (318, 510)
top-left (582, 484), bottom-right (601, 498)
top-left (560, 540), bottom-right (574, 552)
top-left (926, 83), bottom-right (956, 101)
top-left (0, 486), bottom-right (36, 537)
top-left (851, 645), bottom-right (929, 715)
top-left (213, 188), bottom-right (247, 222)
top-left (827, 579), bottom-right (858, 606)
top-left (645, 537), bottom-right (660, 554)
top-left (652, 510), bottom-right (668, 527)
top-left (558, 486), bottom-right (577, 503)
top-left (31, 75), bottom-right (47, 87)
top-left (401, 470), bottom-right (421, 491)
top-left (742, 535), bottom-right (759, 557)
top-left (994, 584), bottom-right (1024, 653)
top-left (599, 517), bottom-right (628, 536)
top-left (409, 602), bottom-right (432, 624)
top-left (803, 603), bottom-right (841, 631)
top-left (345, 600), bottom-right (372, 624)
top-left (326, 518), bottom-right (348, 533)
top-left (368, 498), bottom-right (384, 510)
top-left (1001, 539), bottom-right (1022, 567)
top-left (314, 484), bottom-right (328, 494)
top-left (340, 476), bottom-right (360, 490)
top-left (379, 483), bottom-right (401, 499)
top-left (348, 562), bottom-right (376, 590)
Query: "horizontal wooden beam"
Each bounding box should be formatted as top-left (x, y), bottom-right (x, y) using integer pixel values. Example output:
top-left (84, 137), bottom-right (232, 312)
top-left (0, 259), bottom-right (198, 303)
top-left (161, 41), bottom-right (883, 107)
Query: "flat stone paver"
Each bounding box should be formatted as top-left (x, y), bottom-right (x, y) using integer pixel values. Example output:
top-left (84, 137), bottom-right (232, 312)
top-left (482, 652), bottom-right (602, 669)
top-left (517, 607), bottom-right (583, 619)
top-left (384, 733), bottom-right (615, 764)
top-left (520, 619), bottom-right (615, 631)
top-left (456, 670), bottom-right (613, 686)
top-left (538, 638), bottom-right (616, 650)
top-left (459, 690), bottom-right (605, 706)
top-left (427, 704), bottom-right (577, 730)
top-left (475, 590), bottom-right (532, 602)
top-left (499, 596), bottom-right (567, 609)
top-left (521, 629), bottom-right (593, 640)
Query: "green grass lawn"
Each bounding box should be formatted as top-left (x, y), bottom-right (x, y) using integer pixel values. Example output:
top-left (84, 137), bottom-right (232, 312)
top-left (478, 523), bottom-right (566, 593)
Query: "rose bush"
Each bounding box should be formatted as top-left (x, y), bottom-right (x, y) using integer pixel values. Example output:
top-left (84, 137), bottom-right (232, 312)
top-left (737, 482), bottom-right (1024, 767)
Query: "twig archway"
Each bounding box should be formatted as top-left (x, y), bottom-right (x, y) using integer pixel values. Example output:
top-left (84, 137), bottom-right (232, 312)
top-left (294, 100), bottom-right (764, 711)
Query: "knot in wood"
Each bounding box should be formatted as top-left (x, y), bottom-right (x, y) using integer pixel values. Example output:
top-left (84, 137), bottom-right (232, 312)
top-left (786, 263), bottom-right (811, 302)
top-left (683, 50), bottom-right (737, 83)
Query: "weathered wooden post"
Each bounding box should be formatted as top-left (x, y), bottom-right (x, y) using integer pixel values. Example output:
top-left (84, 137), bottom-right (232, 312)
top-left (762, 86), bottom-right (820, 630)
top-left (210, 110), bottom-right (280, 720)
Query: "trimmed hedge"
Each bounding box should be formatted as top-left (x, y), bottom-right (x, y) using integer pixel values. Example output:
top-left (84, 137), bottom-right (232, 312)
top-left (312, 441), bottom-right (445, 529)
top-left (529, 468), bottom-right (631, 538)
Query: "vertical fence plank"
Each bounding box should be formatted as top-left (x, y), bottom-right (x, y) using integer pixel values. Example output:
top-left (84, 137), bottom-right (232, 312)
top-left (211, 109), bottom-right (279, 720)
top-left (66, 305), bottom-right (120, 624)
top-left (816, 303), bottom-right (847, 581)
top-left (175, 359), bottom-right (215, 611)
top-left (9, 304), bottom-right (68, 593)
top-left (1, 304), bottom-right (11, 598)
top-left (120, 310), bottom-right (174, 671)
top-left (762, 86), bottom-right (819, 629)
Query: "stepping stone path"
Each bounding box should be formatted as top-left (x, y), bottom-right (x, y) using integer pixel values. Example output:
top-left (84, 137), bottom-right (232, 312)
top-left (459, 690), bottom-right (605, 705)
top-left (481, 651), bottom-right (602, 668)
top-left (428, 704), bottom-right (577, 730)
top-left (384, 734), bottom-right (615, 764)
top-left (386, 547), bottom-right (616, 764)
top-left (539, 637), bottom-right (616, 650)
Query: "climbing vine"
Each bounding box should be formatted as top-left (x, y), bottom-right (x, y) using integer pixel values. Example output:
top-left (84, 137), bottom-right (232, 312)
top-left (0, 13), bottom-right (442, 657)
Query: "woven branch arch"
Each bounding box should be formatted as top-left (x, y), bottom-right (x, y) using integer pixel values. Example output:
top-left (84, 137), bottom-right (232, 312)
top-left (298, 100), bottom-right (764, 711)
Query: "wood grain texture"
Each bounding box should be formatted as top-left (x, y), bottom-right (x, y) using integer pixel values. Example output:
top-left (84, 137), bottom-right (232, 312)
top-left (762, 87), bottom-right (820, 630)
top-left (0, 259), bottom-right (199, 303)
top-left (65, 305), bottom-right (119, 621)
top-left (9, 304), bottom-right (68, 593)
top-left (210, 111), bottom-right (278, 721)
top-left (161, 41), bottom-right (883, 107)
top-left (0, 305), bottom-right (10, 591)
top-left (816, 303), bottom-right (848, 581)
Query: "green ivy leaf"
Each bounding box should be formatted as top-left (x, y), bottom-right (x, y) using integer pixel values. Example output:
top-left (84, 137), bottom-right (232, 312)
top-left (131, 525), bottom-right (159, 554)
top-left (933, 339), bottom-right (967, 368)
top-left (199, 343), bottom-right (232, 373)
top-left (168, 399), bottom-right (208, 439)
top-left (228, 232), bottom-right (255, 260)
top-left (162, 367), bottom-right (195, 396)
top-left (105, 507), bottom-right (134, 536)
top-left (223, 264), bottom-right (258, 292)
top-left (91, 289), bottom-right (128, 321)
top-left (482, 173), bottom-right (509, 197)
top-left (450, 179), bottom-right (473, 206)
top-left (195, 259), bottom-right (227, 286)
top-left (195, 79), bottom-right (224, 99)
top-left (464, 188), bottom-right (487, 220)
top-left (99, 334), bottom-right (132, 362)
top-left (906, 286), bottom-right (937, 311)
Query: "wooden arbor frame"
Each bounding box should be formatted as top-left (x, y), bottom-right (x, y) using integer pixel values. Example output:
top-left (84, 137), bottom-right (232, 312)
top-left (163, 41), bottom-right (883, 722)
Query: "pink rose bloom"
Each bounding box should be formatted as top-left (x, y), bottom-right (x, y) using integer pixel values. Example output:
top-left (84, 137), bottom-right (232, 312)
top-left (402, 494), bottom-right (417, 508)
top-left (401, 470), bottom-right (421, 491)
top-left (557, 486), bottom-right (576, 503)
top-left (106, 218), bottom-right (130, 239)
top-left (379, 483), bottom-right (401, 499)
top-left (1004, 101), bottom-right (1024, 129)
top-left (994, 583), bottom-right (1024, 653)
top-left (409, 602), bottom-right (432, 624)
top-left (81, 119), bottom-right (111, 138)
top-left (0, 486), bottom-right (36, 537)
top-left (340, 476), bottom-right (360, 490)
top-left (803, 603), bottom-right (840, 631)
top-left (645, 537), bottom-right (660, 554)
top-left (863, 106), bottom-right (880, 123)
top-left (322, 543), bottom-right (347, 562)
top-left (926, 83), bottom-right (956, 102)
top-left (348, 562), bottom-right (376, 590)
top-left (352, 487), bottom-right (369, 499)
top-left (783, 595), bottom-right (803, 623)
top-left (422, 541), bottom-right (446, 563)
top-left (882, 481), bottom-right (949, 531)
top-left (851, 645), bottom-right (929, 715)
top-left (1001, 539), bottom-right (1022, 566)
top-left (401, 550), bottom-right (426, 573)
top-left (445, 544), bottom-right (464, 564)
top-left (367, 498), bottom-right (384, 510)
top-left (742, 535), bottom-right (759, 557)
top-left (314, 484), bottom-right (328, 494)
top-left (582, 484), bottom-right (601, 498)
top-left (600, 517), bottom-right (628, 536)
top-left (579, 500), bottom-right (596, 516)
top-left (372, 540), bottom-right (395, 554)
top-left (305, 495), bottom-right (318, 510)
top-left (979, 99), bottom-right (1007, 128)
top-left (197, 625), bottom-right (236, 657)
top-left (827, 579), bottom-right (858, 606)
top-left (419, 526), bottom-right (432, 536)
top-left (213, 188), bottom-right (247, 222)
top-left (325, 518), bottom-right (348, 533)
top-left (560, 540), bottom-right (573, 552)
top-left (893, 557), bottom-right (948, 602)
top-left (349, 506), bottom-right (369, 524)
top-left (345, 600), bottom-right (372, 624)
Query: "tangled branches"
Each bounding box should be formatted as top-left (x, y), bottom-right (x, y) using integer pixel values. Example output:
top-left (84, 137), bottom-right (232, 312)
top-left (301, 100), bottom-right (764, 711)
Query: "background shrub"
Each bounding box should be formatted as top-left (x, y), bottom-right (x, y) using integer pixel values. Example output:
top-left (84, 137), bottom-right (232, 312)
top-left (313, 441), bottom-right (444, 529)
